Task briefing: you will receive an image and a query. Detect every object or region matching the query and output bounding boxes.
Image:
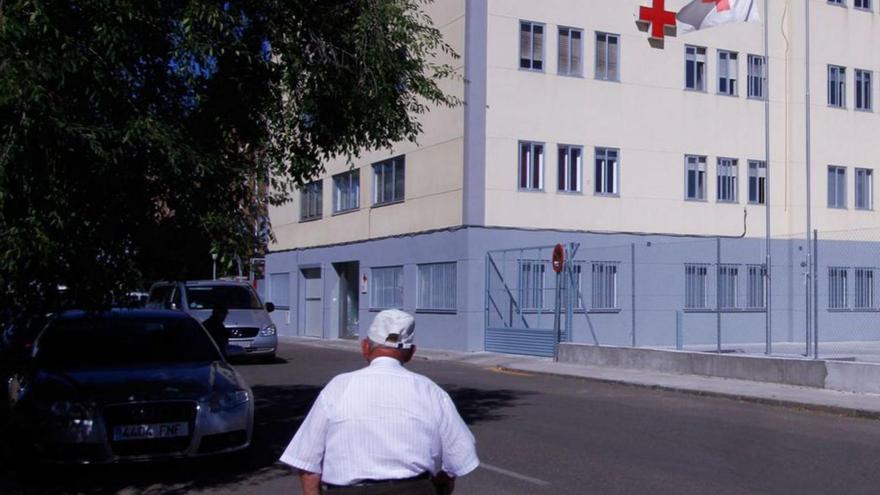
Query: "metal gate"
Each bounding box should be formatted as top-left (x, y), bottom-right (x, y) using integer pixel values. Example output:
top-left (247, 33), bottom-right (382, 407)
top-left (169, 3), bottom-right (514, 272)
top-left (485, 244), bottom-right (578, 357)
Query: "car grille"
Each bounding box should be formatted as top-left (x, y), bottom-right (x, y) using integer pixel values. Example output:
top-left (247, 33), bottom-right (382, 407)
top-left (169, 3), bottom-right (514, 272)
top-left (228, 327), bottom-right (259, 338)
top-left (103, 401), bottom-right (197, 457)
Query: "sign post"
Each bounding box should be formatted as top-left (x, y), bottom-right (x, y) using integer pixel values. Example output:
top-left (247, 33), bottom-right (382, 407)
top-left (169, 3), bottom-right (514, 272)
top-left (552, 244), bottom-right (565, 362)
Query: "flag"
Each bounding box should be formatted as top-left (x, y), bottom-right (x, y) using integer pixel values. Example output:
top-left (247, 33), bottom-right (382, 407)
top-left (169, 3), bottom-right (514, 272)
top-left (677, 0), bottom-right (761, 33)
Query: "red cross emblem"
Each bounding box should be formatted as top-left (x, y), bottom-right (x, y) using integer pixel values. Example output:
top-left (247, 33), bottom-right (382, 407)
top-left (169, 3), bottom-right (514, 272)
top-left (638, 0), bottom-right (676, 41)
top-left (703, 0), bottom-right (732, 11)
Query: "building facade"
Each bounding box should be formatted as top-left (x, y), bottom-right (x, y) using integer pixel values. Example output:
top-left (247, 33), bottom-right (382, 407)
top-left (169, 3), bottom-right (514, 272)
top-left (266, 0), bottom-right (879, 356)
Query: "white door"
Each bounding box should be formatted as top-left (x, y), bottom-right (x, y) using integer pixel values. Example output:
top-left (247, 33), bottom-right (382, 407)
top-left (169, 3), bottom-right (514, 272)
top-left (302, 268), bottom-right (323, 338)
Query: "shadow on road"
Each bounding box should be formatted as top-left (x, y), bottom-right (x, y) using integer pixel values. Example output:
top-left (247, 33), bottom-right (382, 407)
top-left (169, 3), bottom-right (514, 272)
top-left (443, 386), bottom-right (531, 425)
top-left (1, 384), bottom-right (320, 495)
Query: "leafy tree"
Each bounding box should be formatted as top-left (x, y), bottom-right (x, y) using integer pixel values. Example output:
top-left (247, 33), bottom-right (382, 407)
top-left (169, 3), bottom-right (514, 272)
top-left (0, 0), bottom-right (458, 308)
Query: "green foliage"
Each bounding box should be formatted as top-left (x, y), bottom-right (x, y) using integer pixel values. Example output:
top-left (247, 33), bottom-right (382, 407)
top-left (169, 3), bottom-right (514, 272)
top-left (0, 0), bottom-right (459, 308)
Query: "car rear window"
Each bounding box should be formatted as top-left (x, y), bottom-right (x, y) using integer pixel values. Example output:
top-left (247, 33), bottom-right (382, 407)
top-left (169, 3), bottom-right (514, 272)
top-left (185, 285), bottom-right (263, 310)
top-left (36, 315), bottom-right (221, 368)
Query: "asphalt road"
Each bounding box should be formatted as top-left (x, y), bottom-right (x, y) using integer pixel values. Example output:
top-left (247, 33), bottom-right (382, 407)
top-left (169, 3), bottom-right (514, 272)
top-left (4, 342), bottom-right (880, 494)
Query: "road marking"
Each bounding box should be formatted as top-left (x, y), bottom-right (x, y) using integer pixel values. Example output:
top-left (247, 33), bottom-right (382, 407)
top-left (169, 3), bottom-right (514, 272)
top-left (479, 462), bottom-right (551, 486)
top-left (489, 366), bottom-right (534, 377)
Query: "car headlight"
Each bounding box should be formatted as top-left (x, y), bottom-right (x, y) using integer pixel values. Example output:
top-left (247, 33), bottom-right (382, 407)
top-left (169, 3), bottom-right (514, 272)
top-left (210, 390), bottom-right (250, 412)
top-left (260, 324), bottom-right (276, 337)
top-left (49, 400), bottom-right (96, 420)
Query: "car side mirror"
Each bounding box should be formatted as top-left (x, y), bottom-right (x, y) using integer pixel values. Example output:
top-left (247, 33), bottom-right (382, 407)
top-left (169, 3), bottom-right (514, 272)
top-left (225, 344), bottom-right (246, 359)
top-left (265, 302), bottom-right (275, 313)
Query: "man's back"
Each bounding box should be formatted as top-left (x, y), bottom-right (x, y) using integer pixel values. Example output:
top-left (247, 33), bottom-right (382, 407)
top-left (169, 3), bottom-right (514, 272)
top-left (281, 357), bottom-right (478, 486)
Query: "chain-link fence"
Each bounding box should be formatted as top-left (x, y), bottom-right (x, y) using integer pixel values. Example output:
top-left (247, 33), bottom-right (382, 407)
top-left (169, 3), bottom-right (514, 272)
top-left (485, 228), bottom-right (880, 361)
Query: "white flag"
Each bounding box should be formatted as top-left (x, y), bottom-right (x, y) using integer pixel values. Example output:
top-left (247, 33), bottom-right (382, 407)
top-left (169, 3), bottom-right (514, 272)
top-left (677, 0), bottom-right (761, 33)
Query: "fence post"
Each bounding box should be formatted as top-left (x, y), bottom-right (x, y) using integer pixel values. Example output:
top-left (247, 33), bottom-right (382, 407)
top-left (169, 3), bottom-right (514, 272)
top-left (716, 236), bottom-right (722, 353)
top-left (813, 229), bottom-right (819, 360)
top-left (675, 310), bottom-right (683, 350)
top-left (631, 243), bottom-right (637, 348)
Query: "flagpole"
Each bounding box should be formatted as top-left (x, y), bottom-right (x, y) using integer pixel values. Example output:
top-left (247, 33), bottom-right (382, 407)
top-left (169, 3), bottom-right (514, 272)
top-left (763, 0), bottom-right (772, 355)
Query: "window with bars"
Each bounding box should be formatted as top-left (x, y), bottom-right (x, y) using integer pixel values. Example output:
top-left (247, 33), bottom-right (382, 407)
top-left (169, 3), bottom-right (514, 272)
top-left (370, 266), bottom-right (404, 309)
top-left (856, 69), bottom-right (872, 111)
top-left (855, 168), bottom-right (874, 210)
top-left (748, 160), bottom-right (767, 204)
top-left (718, 265), bottom-right (739, 309)
top-left (417, 263), bottom-right (457, 312)
top-left (855, 268), bottom-right (875, 309)
top-left (520, 21), bottom-right (544, 71)
top-left (333, 170), bottom-right (360, 213)
top-left (685, 45), bottom-right (707, 91)
top-left (519, 141), bottom-right (544, 191)
top-left (519, 260), bottom-right (547, 310)
top-left (828, 65), bottom-right (847, 108)
top-left (300, 180), bottom-right (323, 221)
top-left (591, 262), bottom-right (619, 310)
top-left (558, 145), bottom-right (582, 193)
top-left (828, 165), bottom-right (847, 208)
top-left (717, 158), bottom-right (738, 203)
top-left (565, 263), bottom-right (585, 310)
top-left (748, 54), bottom-right (767, 99)
top-left (373, 157), bottom-right (405, 205)
top-left (747, 265), bottom-right (767, 309)
top-left (558, 27), bottom-right (583, 76)
top-left (718, 50), bottom-right (738, 96)
top-left (685, 155), bottom-right (707, 200)
top-left (828, 267), bottom-right (848, 310)
top-left (685, 264), bottom-right (709, 309)
top-left (595, 147), bottom-right (619, 196)
top-left (595, 32), bottom-right (620, 81)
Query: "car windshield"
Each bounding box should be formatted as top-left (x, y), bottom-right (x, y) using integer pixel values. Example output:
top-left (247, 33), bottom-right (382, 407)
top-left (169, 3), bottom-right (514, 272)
top-left (185, 285), bottom-right (263, 310)
top-left (35, 315), bottom-right (221, 369)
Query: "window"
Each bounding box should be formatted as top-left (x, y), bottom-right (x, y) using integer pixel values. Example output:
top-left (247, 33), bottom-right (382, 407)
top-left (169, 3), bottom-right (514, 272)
top-left (269, 273), bottom-right (290, 309)
top-left (300, 181), bottom-right (323, 221)
top-left (718, 265), bottom-right (739, 309)
top-left (333, 170), bottom-right (360, 213)
top-left (558, 27), bottom-right (583, 76)
top-left (828, 165), bottom-right (847, 208)
top-left (594, 147), bottom-right (620, 196)
top-left (828, 65), bottom-right (847, 108)
top-left (519, 141), bottom-right (544, 190)
top-left (591, 262), bottom-right (619, 310)
top-left (520, 21), bottom-right (544, 71)
top-left (747, 265), bottom-right (767, 309)
top-left (371, 266), bottom-right (403, 309)
top-left (519, 260), bottom-right (546, 310)
top-left (558, 145), bottom-right (582, 193)
top-left (828, 0), bottom-right (844, 5)
top-left (717, 158), bottom-right (738, 203)
top-left (685, 155), bottom-right (707, 200)
top-left (685, 45), bottom-right (707, 91)
top-left (856, 69), bottom-right (872, 111)
top-left (828, 267), bottom-right (848, 310)
top-left (855, 168), bottom-right (874, 210)
top-left (418, 263), bottom-right (457, 312)
top-left (855, 0), bottom-right (871, 9)
top-left (718, 50), bottom-right (738, 96)
top-left (565, 263), bottom-right (585, 310)
top-left (747, 54), bottom-right (767, 99)
top-left (373, 156), bottom-right (405, 205)
top-left (685, 264), bottom-right (709, 309)
top-left (748, 160), bottom-right (767, 204)
top-left (595, 32), bottom-right (620, 81)
top-left (855, 268), bottom-right (875, 309)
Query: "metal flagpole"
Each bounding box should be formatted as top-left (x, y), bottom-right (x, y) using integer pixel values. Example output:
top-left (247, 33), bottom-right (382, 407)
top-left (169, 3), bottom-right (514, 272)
top-left (804, 0), bottom-right (814, 356)
top-left (763, 0), bottom-right (772, 355)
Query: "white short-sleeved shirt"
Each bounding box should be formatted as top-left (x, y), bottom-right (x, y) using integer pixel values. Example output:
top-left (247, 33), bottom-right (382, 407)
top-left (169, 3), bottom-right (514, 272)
top-left (279, 356), bottom-right (479, 485)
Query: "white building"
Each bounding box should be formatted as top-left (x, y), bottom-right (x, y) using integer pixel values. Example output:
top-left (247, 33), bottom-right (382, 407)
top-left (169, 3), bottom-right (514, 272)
top-left (266, 0), bottom-right (879, 357)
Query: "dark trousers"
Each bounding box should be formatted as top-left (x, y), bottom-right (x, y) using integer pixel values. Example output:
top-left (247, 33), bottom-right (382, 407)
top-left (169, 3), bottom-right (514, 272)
top-left (320, 478), bottom-right (439, 495)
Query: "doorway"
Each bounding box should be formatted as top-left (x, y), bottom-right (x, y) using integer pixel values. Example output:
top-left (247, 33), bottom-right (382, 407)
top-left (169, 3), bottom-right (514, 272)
top-left (301, 267), bottom-right (323, 338)
top-left (334, 262), bottom-right (360, 339)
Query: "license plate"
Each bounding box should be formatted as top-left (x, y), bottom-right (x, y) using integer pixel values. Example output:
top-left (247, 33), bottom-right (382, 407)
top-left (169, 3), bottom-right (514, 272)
top-left (113, 422), bottom-right (189, 441)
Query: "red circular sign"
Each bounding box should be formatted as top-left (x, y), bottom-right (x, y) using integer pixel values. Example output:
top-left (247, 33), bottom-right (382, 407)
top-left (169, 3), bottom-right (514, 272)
top-left (552, 244), bottom-right (565, 273)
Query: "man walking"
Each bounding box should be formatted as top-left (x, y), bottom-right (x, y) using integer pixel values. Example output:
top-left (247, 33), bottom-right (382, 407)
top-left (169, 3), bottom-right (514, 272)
top-left (280, 309), bottom-right (479, 494)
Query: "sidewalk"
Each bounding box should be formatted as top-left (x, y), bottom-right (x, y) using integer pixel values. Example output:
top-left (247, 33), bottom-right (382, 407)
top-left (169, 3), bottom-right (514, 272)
top-left (280, 337), bottom-right (880, 420)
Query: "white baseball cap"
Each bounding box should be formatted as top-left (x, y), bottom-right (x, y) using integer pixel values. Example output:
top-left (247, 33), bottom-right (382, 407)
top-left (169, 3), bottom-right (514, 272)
top-left (367, 309), bottom-right (415, 349)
